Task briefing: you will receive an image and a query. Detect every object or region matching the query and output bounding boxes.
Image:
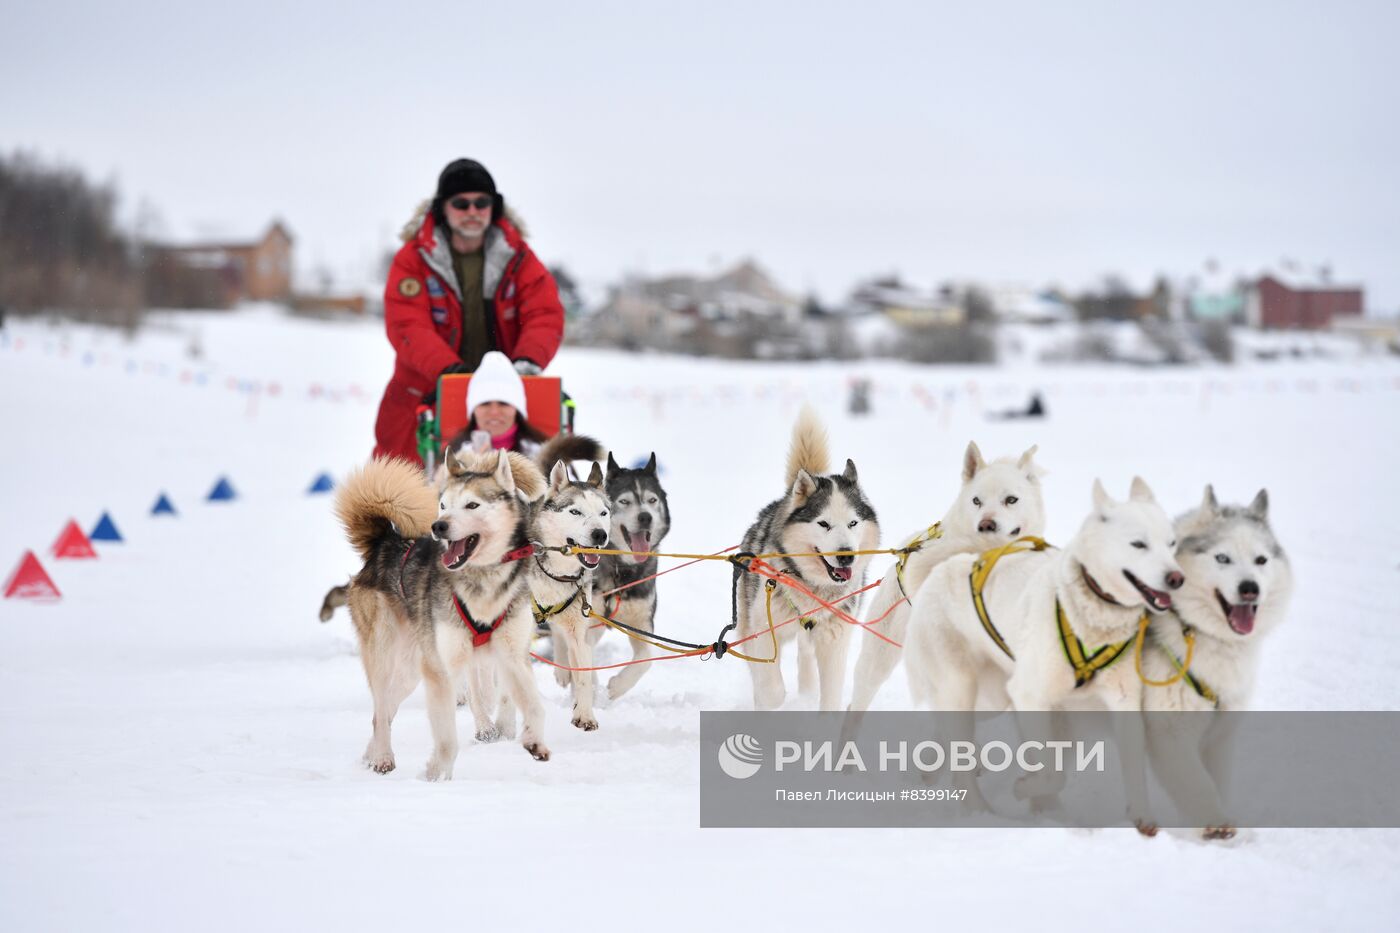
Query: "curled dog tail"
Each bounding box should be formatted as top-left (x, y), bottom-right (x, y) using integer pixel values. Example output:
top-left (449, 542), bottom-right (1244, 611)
top-left (785, 405), bottom-right (831, 488)
top-left (536, 433), bottom-right (606, 480)
top-left (334, 457), bottom-right (438, 561)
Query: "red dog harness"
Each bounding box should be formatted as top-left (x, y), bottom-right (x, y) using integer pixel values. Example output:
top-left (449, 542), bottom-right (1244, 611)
top-left (451, 594), bottom-right (508, 647)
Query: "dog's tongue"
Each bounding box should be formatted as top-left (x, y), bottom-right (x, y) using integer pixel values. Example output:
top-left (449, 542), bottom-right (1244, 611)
top-left (626, 530), bottom-right (650, 561)
top-left (832, 566), bottom-right (853, 582)
top-left (442, 538), bottom-right (466, 568)
top-left (1228, 603), bottom-right (1257, 635)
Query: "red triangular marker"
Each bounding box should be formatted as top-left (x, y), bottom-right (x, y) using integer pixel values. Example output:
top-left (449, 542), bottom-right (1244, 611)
top-left (52, 520), bottom-right (98, 559)
top-left (4, 551), bottom-right (62, 600)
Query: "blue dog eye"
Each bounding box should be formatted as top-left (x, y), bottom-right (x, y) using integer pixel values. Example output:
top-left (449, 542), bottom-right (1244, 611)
top-left (1215, 553), bottom-right (1231, 564)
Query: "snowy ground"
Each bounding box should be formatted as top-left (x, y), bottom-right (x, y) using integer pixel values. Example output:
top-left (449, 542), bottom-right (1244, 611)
top-left (2, 308), bottom-right (1398, 930)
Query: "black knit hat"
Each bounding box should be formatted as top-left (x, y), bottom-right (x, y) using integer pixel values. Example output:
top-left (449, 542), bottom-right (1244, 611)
top-left (433, 158), bottom-right (505, 225)
top-left (436, 158), bottom-right (496, 200)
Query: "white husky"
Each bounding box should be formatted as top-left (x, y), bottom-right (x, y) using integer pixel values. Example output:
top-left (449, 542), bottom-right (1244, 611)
top-left (905, 477), bottom-right (1183, 827)
top-left (733, 408), bottom-right (880, 711)
top-left (847, 441), bottom-right (1047, 713)
top-left (1141, 486), bottom-right (1293, 839)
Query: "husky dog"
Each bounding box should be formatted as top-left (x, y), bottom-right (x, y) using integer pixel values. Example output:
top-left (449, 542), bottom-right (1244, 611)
top-left (847, 441), bottom-right (1046, 713)
top-left (1141, 486), bottom-right (1293, 839)
top-left (319, 433), bottom-right (606, 626)
top-left (590, 452), bottom-right (672, 701)
top-left (905, 478), bottom-right (1182, 825)
top-left (530, 460), bottom-right (611, 730)
top-left (734, 408), bottom-right (880, 711)
top-left (334, 450), bottom-right (550, 780)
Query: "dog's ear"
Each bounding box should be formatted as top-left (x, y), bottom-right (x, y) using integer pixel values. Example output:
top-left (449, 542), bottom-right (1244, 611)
top-left (789, 468), bottom-right (819, 504)
top-left (1247, 488), bottom-right (1269, 521)
top-left (548, 460), bottom-right (569, 494)
top-left (586, 462), bottom-right (605, 489)
top-left (447, 448), bottom-right (471, 478)
top-left (1017, 444), bottom-right (1039, 469)
top-left (494, 449), bottom-right (515, 494)
top-left (841, 458), bottom-right (858, 484)
top-left (963, 441), bottom-right (986, 483)
top-left (645, 452), bottom-right (657, 474)
top-left (606, 452), bottom-right (620, 478)
top-left (1128, 476), bottom-right (1157, 505)
top-left (1092, 478), bottom-right (1114, 517)
top-left (1200, 484), bottom-right (1220, 516)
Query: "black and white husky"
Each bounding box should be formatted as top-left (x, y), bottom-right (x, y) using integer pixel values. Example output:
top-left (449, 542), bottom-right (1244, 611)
top-left (334, 450), bottom-right (551, 780)
top-left (734, 408), bottom-right (880, 711)
top-left (531, 460), bottom-right (611, 730)
top-left (589, 452), bottom-right (672, 702)
top-left (1141, 486), bottom-right (1293, 839)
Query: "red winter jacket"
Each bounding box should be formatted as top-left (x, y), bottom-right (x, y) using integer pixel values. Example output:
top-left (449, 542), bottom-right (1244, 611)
top-left (372, 209), bottom-right (564, 463)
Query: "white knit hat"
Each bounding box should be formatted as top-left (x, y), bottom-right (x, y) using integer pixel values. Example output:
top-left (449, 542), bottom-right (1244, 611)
top-left (466, 351), bottom-right (527, 418)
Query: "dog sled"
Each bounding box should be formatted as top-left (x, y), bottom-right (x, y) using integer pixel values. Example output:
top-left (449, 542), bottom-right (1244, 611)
top-left (415, 374), bottom-right (575, 473)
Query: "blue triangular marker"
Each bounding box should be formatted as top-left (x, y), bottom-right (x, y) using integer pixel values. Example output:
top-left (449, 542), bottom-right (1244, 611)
top-left (307, 473), bottom-right (334, 494)
top-left (152, 493), bottom-right (178, 516)
top-left (90, 512), bottom-right (124, 542)
top-left (207, 477), bottom-right (238, 502)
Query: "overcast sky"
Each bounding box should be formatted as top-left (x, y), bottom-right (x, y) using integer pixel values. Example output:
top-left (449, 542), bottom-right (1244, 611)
top-left (4, 0), bottom-right (1398, 310)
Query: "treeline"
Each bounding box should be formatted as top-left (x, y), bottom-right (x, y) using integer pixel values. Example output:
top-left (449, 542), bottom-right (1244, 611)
top-left (0, 152), bottom-right (144, 325)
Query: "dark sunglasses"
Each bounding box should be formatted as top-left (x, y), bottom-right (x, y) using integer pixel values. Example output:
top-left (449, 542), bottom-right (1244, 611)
top-left (448, 195), bottom-right (493, 212)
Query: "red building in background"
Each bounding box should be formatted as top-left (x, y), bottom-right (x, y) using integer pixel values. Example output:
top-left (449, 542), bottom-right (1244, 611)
top-left (1247, 274), bottom-right (1363, 329)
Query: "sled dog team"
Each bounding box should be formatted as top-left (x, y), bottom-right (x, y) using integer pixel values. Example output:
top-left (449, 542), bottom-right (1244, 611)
top-left (333, 409), bottom-right (1291, 833)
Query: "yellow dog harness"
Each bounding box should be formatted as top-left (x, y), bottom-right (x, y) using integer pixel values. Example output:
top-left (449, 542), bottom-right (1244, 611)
top-left (968, 536), bottom-right (1137, 688)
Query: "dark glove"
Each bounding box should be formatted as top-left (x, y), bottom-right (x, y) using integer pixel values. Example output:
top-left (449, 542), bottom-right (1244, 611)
top-left (424, 362), bottom-right (469, 406)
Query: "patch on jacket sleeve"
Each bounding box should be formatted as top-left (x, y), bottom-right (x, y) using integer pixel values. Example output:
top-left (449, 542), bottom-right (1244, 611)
top-left (398, 277), bottom-right (422, 297)
top-left (427, 276), bottom-right (445, 298)
top-left (431, 305), bottom-right (448, 324)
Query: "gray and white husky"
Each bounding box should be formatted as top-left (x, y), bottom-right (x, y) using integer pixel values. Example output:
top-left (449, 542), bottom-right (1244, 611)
top-left (1141, 486), bottom-right (1293, 839)
top-left (589, 452), bottom-right (672, 702)
top-left (530, 460), bottom-right (611, 730)
top-left (334, 450), bottom-right (550, 780)
top-left (847, 441), bottom-right (1047, 713)
top-left (905, 477), bottom-right (1183, 825)
top-left (734, 408), bottom-right (880, 711)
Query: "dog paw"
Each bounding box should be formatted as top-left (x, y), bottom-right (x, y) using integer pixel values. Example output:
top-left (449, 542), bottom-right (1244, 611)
top-left (1203, 825), bottom-right (1236, 841)
top-left (456, 691), bottom-right (470, 707)
top-left (525, 742), bottom-right (551, 762)
top-left (606, 676), bottom-right (629, 701)
top-left (424, 759), bottom-right (454, 782)
top-left (1029, 794), bottom-right (1064, 816)
top-left (572, 715), bottom-right (599, 731)
top-left (495, 719), bottom-right (517, 741)
top-left (365, 753), bottom-right (396, 774)
top-left (474, 725), bottom-right (502, 743)
top-left (1135, 820), bottom-right (1159, 838)
top-left (554, 668), bottom-right (570, 688)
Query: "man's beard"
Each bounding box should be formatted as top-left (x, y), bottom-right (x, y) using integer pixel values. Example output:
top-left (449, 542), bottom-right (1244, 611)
top-left (450, 218), bottom-right (488, 240)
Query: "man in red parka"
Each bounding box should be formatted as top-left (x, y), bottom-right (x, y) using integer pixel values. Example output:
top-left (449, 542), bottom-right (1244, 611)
top-left (373, 158), bottom-right (564, 463)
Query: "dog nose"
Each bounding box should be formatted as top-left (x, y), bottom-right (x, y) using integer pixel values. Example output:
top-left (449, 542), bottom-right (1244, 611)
top-left (431, 520), bottom-right (449, 538)
top-left (1165, 571), bottom-right (1184, 590)
top-left (590, 528), bottom-right (608, 546)
top-left (637, 512), bottom-right (652, 529)
top-left (1239, 580), bottom-right (1259, 602)
top-left (978, 518), bottom-right (997, 533)
top-left (835, 553), bottom-right (855, 567)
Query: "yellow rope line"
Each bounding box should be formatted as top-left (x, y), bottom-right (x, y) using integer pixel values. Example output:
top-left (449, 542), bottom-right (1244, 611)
top-left (1133, 614), bottom-right (1196, 687)
top-left (558, 546), bottom-right (907, 560)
